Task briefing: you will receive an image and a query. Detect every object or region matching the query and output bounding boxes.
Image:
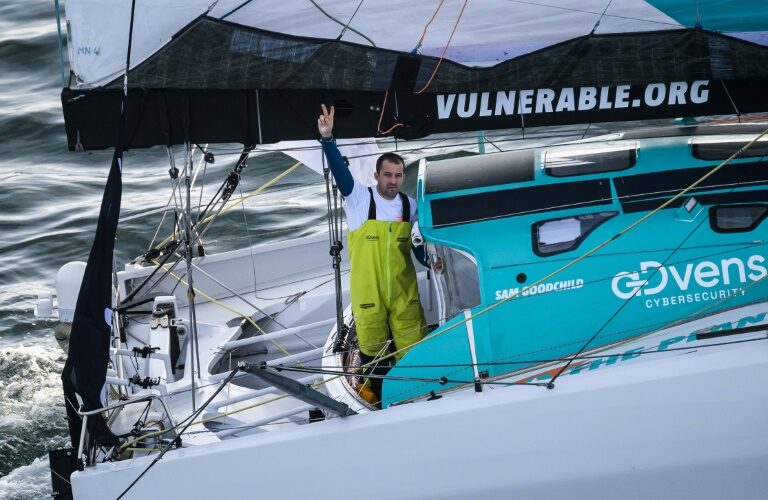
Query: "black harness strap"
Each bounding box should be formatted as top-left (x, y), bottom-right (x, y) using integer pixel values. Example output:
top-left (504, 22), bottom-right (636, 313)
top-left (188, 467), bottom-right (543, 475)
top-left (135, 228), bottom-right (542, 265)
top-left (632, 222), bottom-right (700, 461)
top-left (400, 192), bottom-right (410, 223)
top-left (367, 187), bottom-right (376, 220)
top-left (367, 187), bottom-right (411, 222)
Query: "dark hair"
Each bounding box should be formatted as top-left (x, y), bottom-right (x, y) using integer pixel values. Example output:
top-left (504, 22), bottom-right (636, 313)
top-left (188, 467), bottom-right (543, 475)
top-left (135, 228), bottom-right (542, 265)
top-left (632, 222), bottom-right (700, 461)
top-left (376, 152), bottom-right (405, 173)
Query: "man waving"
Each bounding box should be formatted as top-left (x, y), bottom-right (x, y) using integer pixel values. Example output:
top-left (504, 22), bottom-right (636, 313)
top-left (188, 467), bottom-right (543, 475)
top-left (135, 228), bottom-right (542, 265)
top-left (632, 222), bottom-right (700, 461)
top-left (318, 104), bottom-right (426, 401)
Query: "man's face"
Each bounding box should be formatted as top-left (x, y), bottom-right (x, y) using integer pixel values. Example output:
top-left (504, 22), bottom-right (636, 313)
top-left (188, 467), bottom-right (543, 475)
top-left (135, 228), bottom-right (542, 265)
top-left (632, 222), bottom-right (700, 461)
top-left (374, 160), bottom-right (404, 199)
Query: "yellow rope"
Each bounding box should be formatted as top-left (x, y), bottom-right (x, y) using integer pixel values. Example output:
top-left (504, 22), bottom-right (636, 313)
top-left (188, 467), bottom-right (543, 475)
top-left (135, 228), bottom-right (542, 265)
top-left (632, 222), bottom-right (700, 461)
top-left (154, 160), bottom-right (303, 250)
top-left (148, 160), bottom-right (306, 356)
top-left (149, 260), bottom-right (294, 358)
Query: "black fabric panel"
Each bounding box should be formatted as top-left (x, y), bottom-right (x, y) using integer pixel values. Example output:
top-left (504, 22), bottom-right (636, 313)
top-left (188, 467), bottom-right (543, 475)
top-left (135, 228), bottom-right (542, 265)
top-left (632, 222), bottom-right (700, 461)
top-left (620, 189), bottom-right (768, 213)
top-left (107, 18), bottom-right (768, 93)
top-left (425, 150), bottom-right (535, 194)
top-left (61, 136), bottom-right (123, 448)
top-left (61, 83), bottom-right (768, 150)
top-left (430, 179), bottom-right (612, 227)
top-left (614, 162), bottom-right (768, 201)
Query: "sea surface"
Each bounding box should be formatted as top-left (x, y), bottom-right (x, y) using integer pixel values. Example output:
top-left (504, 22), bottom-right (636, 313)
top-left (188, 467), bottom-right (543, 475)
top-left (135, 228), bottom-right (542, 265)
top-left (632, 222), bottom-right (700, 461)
top-left (0, 2), bottom-right (715, 498)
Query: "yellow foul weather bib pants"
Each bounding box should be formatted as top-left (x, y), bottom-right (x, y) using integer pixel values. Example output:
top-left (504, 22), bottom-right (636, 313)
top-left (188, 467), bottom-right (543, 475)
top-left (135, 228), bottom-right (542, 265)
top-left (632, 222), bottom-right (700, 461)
top-left (348, 188), bottom-right (426, 359)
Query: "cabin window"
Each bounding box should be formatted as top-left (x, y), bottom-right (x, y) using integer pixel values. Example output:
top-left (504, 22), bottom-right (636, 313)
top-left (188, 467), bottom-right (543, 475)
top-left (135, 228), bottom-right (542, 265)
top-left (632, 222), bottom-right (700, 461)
top-left (691, 136), bottom-right (768, 160)
top-left (533, 212), bottom-right (617, 256)
top-left (709, 205), bottom-right (768, 233)
top-left (544, 142), bottom-right (637, 177)
top-left (426, 244), bottom-right (480, 323)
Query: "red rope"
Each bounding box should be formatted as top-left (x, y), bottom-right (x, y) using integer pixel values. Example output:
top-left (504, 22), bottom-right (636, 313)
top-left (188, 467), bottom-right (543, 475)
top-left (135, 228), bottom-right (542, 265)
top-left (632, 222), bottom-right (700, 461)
top-left (415, 0), bottom-right (445, 51)
top-left (415, 0), bottom-right (469, 94)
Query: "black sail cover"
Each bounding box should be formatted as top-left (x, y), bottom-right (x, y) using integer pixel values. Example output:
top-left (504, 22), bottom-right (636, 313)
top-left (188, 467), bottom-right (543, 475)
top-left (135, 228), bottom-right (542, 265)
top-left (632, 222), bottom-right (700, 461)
top-left (61, 147), bottom-right (122, 448)
top-left (61, 16), bottom-right (768, 150)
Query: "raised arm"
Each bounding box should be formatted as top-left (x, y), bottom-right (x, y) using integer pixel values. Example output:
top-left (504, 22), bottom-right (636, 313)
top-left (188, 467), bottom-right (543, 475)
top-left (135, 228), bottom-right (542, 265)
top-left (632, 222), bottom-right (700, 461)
top-left (318, 104), bottom-right (354, 197)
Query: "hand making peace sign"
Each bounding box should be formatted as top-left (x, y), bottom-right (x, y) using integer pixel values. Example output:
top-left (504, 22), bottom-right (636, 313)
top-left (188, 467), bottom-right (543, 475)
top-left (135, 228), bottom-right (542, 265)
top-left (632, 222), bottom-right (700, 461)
top-left (318, 104), bottom-right (335, 138)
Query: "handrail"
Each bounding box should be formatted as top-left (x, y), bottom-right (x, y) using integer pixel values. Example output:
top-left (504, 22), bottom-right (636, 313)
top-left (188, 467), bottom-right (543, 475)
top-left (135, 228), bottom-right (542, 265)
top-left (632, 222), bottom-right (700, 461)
top-left (215, 404), bottom-right (315, 438)
top-left (220, 318), bottom-right (335, 351)
top-left (209, 374), bottom-right (323, 411)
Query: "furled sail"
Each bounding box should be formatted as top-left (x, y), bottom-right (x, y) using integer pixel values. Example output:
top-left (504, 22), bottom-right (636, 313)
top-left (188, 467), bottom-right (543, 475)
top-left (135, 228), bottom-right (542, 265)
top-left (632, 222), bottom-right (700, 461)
top-left (60, 1), bottom-right (768, 148)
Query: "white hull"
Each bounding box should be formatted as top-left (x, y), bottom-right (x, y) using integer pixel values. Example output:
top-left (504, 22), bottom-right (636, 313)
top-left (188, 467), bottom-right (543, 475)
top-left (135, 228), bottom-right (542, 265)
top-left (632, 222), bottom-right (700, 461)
top-left (71, 315), bottom-right (768, 499)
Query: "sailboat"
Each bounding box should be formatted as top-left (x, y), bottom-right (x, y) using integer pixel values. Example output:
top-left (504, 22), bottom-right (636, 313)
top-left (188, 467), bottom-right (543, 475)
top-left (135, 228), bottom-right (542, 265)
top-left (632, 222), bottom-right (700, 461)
top-left (37, 1), bottom-right (768, 498)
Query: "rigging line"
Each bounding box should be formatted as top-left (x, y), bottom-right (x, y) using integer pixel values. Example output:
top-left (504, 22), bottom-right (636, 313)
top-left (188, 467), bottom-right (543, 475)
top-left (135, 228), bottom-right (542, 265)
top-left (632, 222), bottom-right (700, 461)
top-left (312, 336), bottom-right (768, 371)
top-left (551, 146), bottom-right (760, 386)
top-left (483, 136), bottom-right (505, 153)
top-left (720, 80), bottom-right (741, 123)
top-left (150, 151), bottom-right (255, 253)
top-left (361, 125), bottom-right (768, 368)
top-left (188, 145), bottom-right (208, 219)
top-left (413, 0), bottom-right (446, 53)
top-left (678, 265), bottom-right (768, 326)
top-left (385, 326), bottom-right (768, 404)
top-left (114, 367), bottom-right (241, 500)
top-left (121, 0), bottom-right (137, 95)
top-left (581, 123), bottom-right (592, 140)
top-left (271, 363), bottom-right (543, 386)
top-left (237, 180), bottom-right (261, 319)
top-left (376, 91), bottom-right (405, 135)
top-left (179, 246), bottom-right (288, 330)
top-left (308, 0), bottom-right (376, 46)
top-left (219, 0), bottom-right (255, 20)
top-left (338, 0), bottom-right (365, 40)
top-left (196, 147), bottom-right (209, 221)
top-left (116, 374), bottom-right (321, 451)
top-left (589, 0), bottom-right (615, 35)
top-left (207, 131), bottom-right (586, 158)
top-left (505, 0), bottom-right (681, 28)
top-left (617, 178), bottom-right (768, 203)
top-left (287, 293), bottom-right (768, 370)
top-left (149, 256), bottom-right (297, 359)
top-left (198, 160), bottom-right (303, 231)
top-left (54, 0), bottom-right (66, 85)
top-left (414, 0), bottom-right (469, 94)
top-left (551, 228), bottom-right (698, 386)
top-left (289, 245), bottom-right (768, 370)
top-left (695, 0), bottom-right (701, 28)
top-left (147, 150), bottom-right (204, 252)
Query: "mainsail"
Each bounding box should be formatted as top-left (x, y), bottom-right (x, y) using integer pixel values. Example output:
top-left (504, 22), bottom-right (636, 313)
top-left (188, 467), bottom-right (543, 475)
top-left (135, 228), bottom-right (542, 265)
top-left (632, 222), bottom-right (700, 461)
top-left (60, 1), bottom-right (768, 150)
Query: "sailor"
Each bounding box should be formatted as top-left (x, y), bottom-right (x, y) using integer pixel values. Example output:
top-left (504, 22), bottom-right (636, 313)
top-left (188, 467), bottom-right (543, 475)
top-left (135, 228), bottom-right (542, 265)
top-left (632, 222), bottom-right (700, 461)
top-left (318, 104), bottom-right (427, 402)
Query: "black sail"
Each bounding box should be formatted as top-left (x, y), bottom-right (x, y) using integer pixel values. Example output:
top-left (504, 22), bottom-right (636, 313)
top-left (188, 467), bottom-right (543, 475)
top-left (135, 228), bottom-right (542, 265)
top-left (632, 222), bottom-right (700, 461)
top-left (61, 148), bottom-right (122, 448)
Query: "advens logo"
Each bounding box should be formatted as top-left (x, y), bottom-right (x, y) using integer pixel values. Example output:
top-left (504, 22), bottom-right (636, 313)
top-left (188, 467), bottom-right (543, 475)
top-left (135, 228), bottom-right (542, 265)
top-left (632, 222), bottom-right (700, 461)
top-left (611, 255), bottom-right (767, 309)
